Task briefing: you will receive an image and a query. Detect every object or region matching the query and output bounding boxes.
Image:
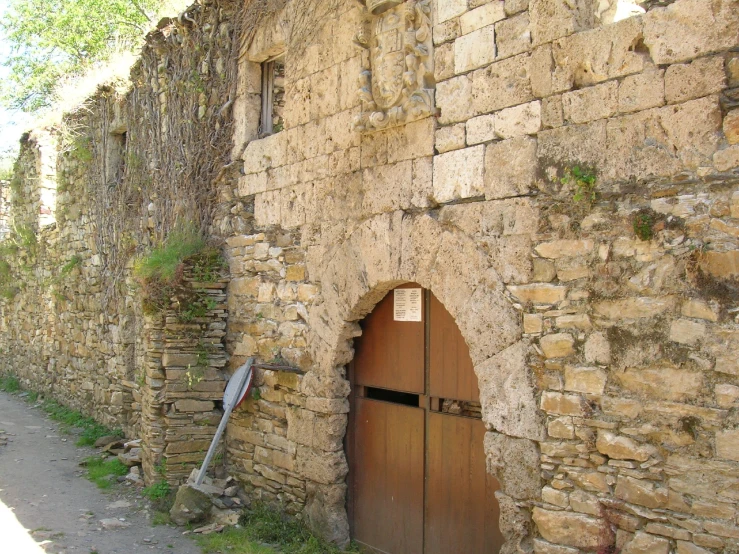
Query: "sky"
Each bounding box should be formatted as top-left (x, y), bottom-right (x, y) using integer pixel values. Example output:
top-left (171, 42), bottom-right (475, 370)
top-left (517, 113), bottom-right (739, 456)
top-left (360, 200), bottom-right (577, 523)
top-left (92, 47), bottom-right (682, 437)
top-left (0, 0), bottom-right (33, 167)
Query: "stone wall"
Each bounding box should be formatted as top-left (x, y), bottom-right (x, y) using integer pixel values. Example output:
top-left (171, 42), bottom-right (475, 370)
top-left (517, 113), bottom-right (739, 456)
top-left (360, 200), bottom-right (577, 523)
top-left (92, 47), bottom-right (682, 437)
top-left (0, 0), bottom-right (738, 551)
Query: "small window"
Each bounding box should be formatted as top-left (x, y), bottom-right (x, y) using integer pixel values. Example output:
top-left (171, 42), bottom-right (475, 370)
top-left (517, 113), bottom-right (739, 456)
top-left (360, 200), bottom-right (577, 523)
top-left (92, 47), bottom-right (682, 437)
top-left (106, 130), bottom-right (127, 187)
top-left (260, 54), bottom-right (285, 136)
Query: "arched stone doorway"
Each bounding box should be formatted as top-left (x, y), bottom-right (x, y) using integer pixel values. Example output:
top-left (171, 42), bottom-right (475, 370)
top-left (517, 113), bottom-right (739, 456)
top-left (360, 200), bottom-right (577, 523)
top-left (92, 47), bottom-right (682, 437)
top-left (347, 283), bottom-right (504, 553)
top-left (302, 211), bottom-right (544, 550)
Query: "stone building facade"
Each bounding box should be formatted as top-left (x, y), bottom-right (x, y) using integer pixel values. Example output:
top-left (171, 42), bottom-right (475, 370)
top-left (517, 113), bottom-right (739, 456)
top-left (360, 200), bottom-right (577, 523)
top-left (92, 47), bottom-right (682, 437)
top-left (1, 0), bottom-right (739, 552)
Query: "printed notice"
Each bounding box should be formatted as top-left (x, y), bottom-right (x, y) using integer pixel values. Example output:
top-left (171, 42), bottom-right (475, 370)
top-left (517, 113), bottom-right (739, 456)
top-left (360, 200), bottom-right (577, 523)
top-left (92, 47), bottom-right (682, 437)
top-left (394, 288), bottom-right (422, 322)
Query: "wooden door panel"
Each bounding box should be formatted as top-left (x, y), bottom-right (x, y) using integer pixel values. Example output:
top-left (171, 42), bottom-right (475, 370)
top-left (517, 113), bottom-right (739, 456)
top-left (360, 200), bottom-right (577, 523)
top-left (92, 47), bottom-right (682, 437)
top-left (429, 293), bottom-right (479, 402)
top-left (354, 284), bottom-right (425, 394)
top-left (425, 413), bottom-right (503, 554)
top-left (353, 397), bottom-right (425, 554)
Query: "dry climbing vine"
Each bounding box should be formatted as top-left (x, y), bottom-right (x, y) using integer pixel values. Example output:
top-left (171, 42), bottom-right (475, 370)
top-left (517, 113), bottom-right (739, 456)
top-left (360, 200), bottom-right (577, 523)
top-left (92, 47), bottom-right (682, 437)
top-left (66, 0), bottom-right (244, 306)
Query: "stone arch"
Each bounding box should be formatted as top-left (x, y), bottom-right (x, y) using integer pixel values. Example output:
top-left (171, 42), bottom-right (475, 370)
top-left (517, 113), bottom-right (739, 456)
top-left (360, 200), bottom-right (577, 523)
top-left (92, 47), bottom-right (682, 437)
top-left (301, 210), bottom-right (545, 549)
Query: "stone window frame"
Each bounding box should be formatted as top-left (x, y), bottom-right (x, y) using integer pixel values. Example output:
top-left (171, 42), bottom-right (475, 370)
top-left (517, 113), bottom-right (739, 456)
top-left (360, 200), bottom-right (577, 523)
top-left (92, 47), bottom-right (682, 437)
top-left (259, 53), bottom-right (285, 137)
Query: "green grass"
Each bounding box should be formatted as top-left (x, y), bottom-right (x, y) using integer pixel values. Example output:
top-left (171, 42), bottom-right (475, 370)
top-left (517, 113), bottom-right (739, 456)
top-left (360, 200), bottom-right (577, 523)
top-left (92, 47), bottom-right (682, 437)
top-left (0, 381), bottom-right (118, 446)
top-left (0, 375), bottom-right (21, 393)
top-left (134, 225), bottom-right (206, 283)
top-left (196, 528), bottom-right (277, 554)
top-left (40, 399), bottom-right (122, 446)
top-left (83, 456), bottom-right (128, 489)
top-left (152, 510), bottom-right (172, 526)
top-left (196, 503), bottom-right (358, 554)
top-left (143, 479), bottom-right (171, 501)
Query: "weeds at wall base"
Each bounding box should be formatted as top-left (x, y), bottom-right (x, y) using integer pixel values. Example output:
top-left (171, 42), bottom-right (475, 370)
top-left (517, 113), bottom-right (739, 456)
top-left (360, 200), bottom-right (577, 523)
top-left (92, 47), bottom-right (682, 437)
top-left (82, 456), bottom-right (128, 489)
top-left (195, 502), bottom-right (359, 554)
top-left (0, 376), bottom-right (123, 446)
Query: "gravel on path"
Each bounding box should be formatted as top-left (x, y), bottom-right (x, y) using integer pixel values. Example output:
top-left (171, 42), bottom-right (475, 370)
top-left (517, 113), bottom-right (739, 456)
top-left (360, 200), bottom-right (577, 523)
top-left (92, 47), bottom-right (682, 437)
top-left (0, 391), bottom-right (203, 554)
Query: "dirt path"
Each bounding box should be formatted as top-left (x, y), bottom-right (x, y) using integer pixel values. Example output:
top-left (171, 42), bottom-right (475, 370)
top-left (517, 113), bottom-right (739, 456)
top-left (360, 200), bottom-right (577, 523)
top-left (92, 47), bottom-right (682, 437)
top-left (0, 391), bottom-right (203, 554)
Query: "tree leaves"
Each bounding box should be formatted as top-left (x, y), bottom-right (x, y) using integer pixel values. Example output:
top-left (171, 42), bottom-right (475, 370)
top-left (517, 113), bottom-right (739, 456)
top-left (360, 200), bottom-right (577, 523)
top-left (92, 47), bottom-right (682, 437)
top-left (1, 0), bottom-right (161, 111)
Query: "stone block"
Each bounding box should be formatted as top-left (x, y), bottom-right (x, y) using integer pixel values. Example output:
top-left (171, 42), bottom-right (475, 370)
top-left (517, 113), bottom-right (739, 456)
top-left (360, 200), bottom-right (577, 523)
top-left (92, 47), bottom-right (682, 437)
top-left (174, 399), bottom-right (214, 413)
top-left (435, 124), bottom-right (466, 153)
top-left (676, 542), bottom-right (713, 554)
top-left (703, 520), bottom-right (739, 539)
top-left (555, 314), bottom-right (591, 330)
top-left (564, 366), bottom-right (606, 395)
top-left (533, 539), bottom-right (579, 554)
top-left (584, 333), bottom-right (611, 365)
top-left (436, 75), bottom-right (474, 124)
top-left (529, 0), bottom-right (594, 46)
top-left (507, 283), bottom-right (567, 304)
top-left (618, 366), bottom-right (703, 402)
top-left (645, 523), bottom-right (691, 541)
top-left (619, 70), bottom-right (665, 114)
top-left (460, 2), bottom-right (505, 34)
top-left (643, 0), bottom-right (739, 64)
top-left (537, 120), bottom-right (607, 171)
top-left (532, 508), bottom-right (602, 550)
top-left (665, 56), bottom-right (726, 105)
top-left (597, 432), bottom-right (652, 462)
top-left (496, 12), bottom-right (531, 60)
top-left (540, 333), bottom-right (575, 358)
top-left (669, 318), bottom-right (706, 345)
top-left (432, 145), bottom-right (485, 203)
top-left (715, 384), bottom-right (739, 409)
top-left (714, 145), bottom-right (739, 172)
top-left (541, 96), bottom-right (563, 129)
top-left (542, 486), bottom-right (569, 507)
top-left (495, 100), bottom-right (541, 138)
top-left (593, 296), bottom-right (676, 320)
top-left (484, 431), bottom-right (541, 500)
top-left (437, 0), bottom-right (468, 23)
top-left (540, 391), bottom-right (585, 416)
top-left (725, 109), bottom-right (739, 145)
top-left (471, 54), bottom-right (534, 115)
top-left (562, 81), bottom-right (618, 124)
top-left (466, 114), bottom-right (496, 145)
top-left (476, 341), bottom-right (545, 441)
top-left (484, 136), bottom-right (537, 199)
top-left (552, 17), bottom-right (644, 89)
top-left (691, 499), bottom-right (735, 520)
top-left (716, 430), bottom-right (739, 462)
top-left (524, 313), bottom-right (543, 334)
top-left (162, 352), bottom-right (200, 367)
top-left (434, 42), bottom-right (455, 82)
top-left (622, 531), bottom-right (670, 554)
top-left (242, 132), bottom-right (287, 174)
top-left (699, 250), bottom-right (739, 279)
top-left (570, 489), bottom-right (601, 516)
top-left (615, 475), bottom-right (668, 508)
top-left (456, 25), bottom-right (497, 73)
top-left (434, 19), bottom-right (461, 45)
top-left (535, 239), bottom-right (593, 259)
top-left (681, 299), bottom-right (718, 322)
top-left (530, 44), bottom-right (554, 97)
top-left (548, 416), bottom-right (574, 439)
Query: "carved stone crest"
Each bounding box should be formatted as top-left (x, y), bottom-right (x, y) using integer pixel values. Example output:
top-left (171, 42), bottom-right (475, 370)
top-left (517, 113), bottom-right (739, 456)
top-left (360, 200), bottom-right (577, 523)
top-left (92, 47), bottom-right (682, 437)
top-left (353, 0), bottom-right (434, 132)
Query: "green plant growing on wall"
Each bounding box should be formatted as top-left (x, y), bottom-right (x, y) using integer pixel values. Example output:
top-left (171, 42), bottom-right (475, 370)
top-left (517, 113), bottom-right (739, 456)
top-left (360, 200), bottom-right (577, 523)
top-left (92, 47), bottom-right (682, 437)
top-left (134, 223), bottom-right (226, 316)
top-left (561, 165), bottom-right (597, 204)
top-left (633, 209), bottom-right (656, 241)
top-left (13, 223), bottom-right (37, 250)
top-left (0, 259), bottom-right (19, 300)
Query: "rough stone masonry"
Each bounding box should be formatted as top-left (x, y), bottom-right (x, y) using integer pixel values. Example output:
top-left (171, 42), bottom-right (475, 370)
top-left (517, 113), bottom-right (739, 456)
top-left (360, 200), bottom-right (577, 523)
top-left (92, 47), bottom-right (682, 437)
top-left (1, 0), bottom-right (738, 551)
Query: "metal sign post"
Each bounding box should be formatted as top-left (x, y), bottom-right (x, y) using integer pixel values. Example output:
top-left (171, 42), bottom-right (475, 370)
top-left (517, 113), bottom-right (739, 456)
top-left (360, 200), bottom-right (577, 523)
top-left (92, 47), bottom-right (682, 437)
top-left (194, 357), bottom-right (254, 486)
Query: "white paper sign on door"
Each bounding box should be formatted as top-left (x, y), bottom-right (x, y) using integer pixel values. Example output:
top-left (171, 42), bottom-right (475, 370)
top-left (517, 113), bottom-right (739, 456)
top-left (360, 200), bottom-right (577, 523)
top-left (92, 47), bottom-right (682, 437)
top-left (393, 288), bottom-right (422, 322)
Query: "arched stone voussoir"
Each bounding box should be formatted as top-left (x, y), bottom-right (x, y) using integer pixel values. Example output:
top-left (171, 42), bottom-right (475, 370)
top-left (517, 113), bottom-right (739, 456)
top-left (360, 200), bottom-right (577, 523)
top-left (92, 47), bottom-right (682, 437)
top-left (399, 212), bottom-right (444, 286)
top-left (474, 340), bottom-right (545, 442)
top-left (349, 211), bottom-right (405, 292)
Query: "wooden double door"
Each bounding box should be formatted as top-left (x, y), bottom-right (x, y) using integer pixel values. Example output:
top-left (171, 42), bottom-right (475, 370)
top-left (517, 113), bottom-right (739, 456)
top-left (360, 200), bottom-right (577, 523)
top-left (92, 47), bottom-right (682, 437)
top-left (347, 284), bottom-right (503, 554)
